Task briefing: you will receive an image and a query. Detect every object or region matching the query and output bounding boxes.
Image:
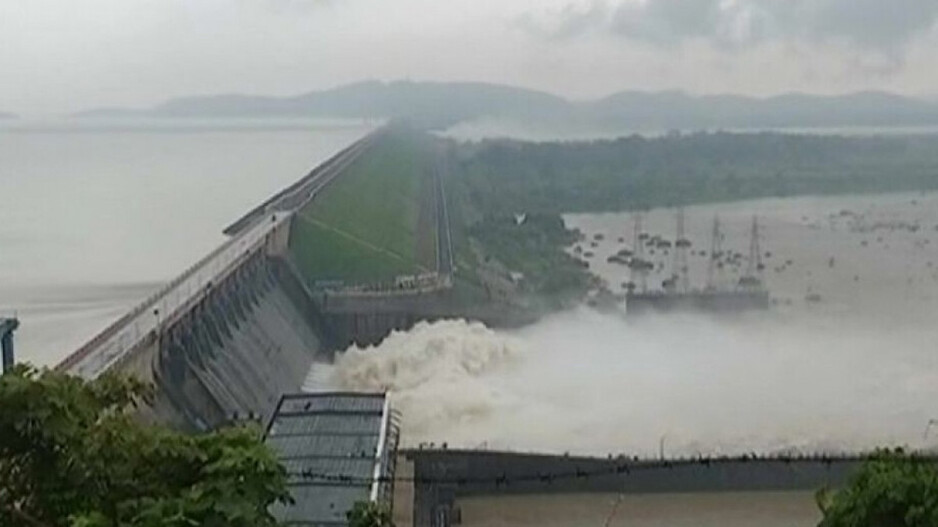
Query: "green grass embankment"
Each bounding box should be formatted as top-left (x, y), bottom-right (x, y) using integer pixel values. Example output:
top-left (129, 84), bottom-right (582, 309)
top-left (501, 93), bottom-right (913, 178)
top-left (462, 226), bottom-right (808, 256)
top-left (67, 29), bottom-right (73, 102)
top-left (289, 128), bottom-right (437, 285)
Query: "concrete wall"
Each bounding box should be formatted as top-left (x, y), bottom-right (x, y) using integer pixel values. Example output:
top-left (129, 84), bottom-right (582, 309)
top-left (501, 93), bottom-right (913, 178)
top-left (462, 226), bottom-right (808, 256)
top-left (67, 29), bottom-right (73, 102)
top-left (110, 256), bottom-right (327, 431)
top-left (314, 287), bottom-right (536, 349)
top-left (407, 450), bottom-right (863, 527)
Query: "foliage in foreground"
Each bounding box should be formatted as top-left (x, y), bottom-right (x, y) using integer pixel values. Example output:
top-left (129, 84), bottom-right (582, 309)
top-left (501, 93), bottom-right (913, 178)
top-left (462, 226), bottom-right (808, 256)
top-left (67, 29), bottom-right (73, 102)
top-left (347, 501), bottom-right (394, 527)
top-left (0, 364), bottom-right (291, 527)
top-left (817, 449), bottom-right (938, 527)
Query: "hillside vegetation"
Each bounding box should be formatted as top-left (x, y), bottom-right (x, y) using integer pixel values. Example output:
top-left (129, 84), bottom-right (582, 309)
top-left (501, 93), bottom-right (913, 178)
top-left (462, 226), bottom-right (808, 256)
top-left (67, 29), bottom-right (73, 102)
top-left (291, 127), bottom-right (938, 307)
top-left (444, 131), bottom-right (938, 307)
top-left (453, 132), bottom-right (938, 214)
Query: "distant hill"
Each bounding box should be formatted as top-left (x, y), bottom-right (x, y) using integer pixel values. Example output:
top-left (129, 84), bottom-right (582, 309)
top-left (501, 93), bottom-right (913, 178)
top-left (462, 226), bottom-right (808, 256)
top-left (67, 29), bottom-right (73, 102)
top-left (72, 107), bottom-right (146, 119)
top-left (154, 81), bottom-right (569, 123)
top-left (75, 81), bottom-right (938, 130)
top-left (0, 111), bottom-right (18, 120)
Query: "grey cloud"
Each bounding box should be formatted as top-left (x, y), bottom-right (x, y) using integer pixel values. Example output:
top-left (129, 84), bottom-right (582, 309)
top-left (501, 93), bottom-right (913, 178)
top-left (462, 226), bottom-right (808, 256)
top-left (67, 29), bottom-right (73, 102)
top-left (527, 0), bottom-right (938, 55)
top-left (612, 0), bottom-right (728, 47)
top-left (803, 0), bottom-right (938, 50)
top-left (514, 1), bottom-right (611, 40)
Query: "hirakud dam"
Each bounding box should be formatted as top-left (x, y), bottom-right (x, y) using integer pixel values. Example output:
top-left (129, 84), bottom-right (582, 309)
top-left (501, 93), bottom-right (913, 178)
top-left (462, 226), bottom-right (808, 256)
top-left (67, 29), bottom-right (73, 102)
top-left (4, 123), bottom-right (938, 526)
top-left (11, 123), bottom-right (931, 526)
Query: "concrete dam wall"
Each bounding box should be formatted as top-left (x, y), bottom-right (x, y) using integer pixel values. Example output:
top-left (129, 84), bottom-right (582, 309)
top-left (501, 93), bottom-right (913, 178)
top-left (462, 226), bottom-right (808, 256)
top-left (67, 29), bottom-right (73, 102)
top-left (132, 255), bottom-right (527, 430)
top-left (67, 126), bottom-right (520, 432)
top-left (144, 257), bottom-right (328, 430)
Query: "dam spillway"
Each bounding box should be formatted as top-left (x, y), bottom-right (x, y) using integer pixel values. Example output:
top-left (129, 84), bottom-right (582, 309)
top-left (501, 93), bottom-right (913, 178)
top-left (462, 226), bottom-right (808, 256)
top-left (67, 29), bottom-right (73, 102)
top-left (53, 125), bottom-right (488, 430)
top-left (54, 130), bottom-right (382, 429)
top-left (150, 258), bottom-right (327, 429)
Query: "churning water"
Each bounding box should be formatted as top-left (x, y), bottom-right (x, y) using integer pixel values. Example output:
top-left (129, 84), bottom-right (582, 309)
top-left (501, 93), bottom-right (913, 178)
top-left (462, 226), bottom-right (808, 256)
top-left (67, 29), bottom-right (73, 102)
top-left (326, 192), bottom-right (938, 458)
top-left (327, 309), bottom-right (938, 457)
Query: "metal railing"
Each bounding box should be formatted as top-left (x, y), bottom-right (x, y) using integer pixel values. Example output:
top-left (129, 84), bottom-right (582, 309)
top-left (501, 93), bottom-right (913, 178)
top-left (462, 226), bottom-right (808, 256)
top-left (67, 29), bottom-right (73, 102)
top-left (57, 215), bottom-right (286, 376)
top-left (58, 128), bottom-right (385, 377)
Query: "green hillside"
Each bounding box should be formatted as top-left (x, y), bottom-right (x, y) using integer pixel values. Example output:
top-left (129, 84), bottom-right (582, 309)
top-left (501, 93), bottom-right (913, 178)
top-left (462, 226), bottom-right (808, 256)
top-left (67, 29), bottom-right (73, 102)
top-left (289, 128), bottom-right (438, 285)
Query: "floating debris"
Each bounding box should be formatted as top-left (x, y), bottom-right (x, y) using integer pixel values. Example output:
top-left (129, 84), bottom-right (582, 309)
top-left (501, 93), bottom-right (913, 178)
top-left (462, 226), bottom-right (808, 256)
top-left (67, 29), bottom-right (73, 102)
top-left (627, 258), bottom-right (654, 271)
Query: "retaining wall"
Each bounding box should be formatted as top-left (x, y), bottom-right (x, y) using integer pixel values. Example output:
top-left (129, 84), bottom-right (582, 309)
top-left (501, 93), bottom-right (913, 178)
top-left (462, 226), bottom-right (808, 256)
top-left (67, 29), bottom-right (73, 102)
top-left (407, 449), bottom-right (864, 527)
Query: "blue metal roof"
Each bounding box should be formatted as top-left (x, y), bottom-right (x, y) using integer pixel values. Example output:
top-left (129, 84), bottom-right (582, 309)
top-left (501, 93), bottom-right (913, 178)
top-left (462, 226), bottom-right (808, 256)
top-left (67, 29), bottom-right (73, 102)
top-left (265, 392), bottom-right (393, 526)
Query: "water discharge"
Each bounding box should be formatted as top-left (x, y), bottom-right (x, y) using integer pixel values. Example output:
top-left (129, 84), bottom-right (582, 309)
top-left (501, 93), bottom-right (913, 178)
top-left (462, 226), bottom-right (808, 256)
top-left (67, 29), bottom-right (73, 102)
top-left (326, 308), bottom-right (938, 457)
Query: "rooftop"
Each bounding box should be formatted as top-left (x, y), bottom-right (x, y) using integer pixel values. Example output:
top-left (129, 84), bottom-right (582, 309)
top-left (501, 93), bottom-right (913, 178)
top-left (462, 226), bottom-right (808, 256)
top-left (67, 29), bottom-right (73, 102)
top-left (266, 392), bottom-right (398, 526)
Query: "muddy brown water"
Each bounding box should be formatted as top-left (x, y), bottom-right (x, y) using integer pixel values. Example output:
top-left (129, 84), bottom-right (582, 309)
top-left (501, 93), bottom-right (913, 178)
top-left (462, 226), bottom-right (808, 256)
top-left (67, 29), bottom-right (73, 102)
top-left (565, 191), bottom-right (938, 327)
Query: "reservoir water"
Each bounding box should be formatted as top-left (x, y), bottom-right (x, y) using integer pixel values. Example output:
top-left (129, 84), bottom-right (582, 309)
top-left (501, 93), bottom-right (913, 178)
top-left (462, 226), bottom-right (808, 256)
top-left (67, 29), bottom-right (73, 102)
top-left (0, 119), bottom-right (371, 366)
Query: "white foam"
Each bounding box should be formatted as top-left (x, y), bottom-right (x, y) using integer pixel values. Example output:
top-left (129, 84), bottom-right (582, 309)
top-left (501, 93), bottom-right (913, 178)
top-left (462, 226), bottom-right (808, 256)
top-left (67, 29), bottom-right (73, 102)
top-left (326, 309), bottom-right (938, 458)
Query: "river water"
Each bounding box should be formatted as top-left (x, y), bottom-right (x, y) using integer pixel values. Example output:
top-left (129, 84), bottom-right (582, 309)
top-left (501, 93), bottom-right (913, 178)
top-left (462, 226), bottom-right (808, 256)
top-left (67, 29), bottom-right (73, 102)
top-left (328, 192), bottom-right (938, 456)
top-left (326, 192), bottom-right (938, 526)
top-left (0, 119), bottom-right (371, 366)
top-left (564, 194), bottom-right (938, 455)
top-left (564, 191), bottom-right (938, 327)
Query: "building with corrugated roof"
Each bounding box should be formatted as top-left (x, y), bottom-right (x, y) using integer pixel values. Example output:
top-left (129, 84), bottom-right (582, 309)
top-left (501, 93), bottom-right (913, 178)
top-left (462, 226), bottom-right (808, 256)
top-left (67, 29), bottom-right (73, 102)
top-left (265, 392), bottom-right (399, 526)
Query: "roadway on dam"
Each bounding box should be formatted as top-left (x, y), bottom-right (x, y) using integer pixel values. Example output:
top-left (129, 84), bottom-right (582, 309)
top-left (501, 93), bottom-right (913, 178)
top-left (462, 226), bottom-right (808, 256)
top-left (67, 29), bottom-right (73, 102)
top-left (58, 130), bottom-right (379, 379)
top-left (59, 213), bottom-right (290, 379)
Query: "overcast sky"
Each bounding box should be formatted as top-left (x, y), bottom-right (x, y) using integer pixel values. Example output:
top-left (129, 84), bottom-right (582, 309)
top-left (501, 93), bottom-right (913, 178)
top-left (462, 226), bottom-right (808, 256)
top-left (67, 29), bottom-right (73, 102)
top-left (3, 0), bottom-right (938, 115)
